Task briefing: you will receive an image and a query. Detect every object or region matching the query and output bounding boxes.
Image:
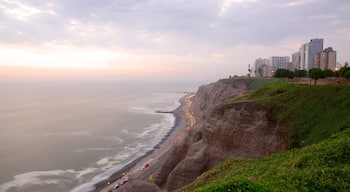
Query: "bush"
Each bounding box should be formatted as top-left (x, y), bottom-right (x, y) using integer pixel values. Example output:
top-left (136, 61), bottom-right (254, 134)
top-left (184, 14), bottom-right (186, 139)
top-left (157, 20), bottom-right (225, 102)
top-left (339, 65), bottom-right (350, 79)
top-left (309, 68), bottom-right (325, 84)
top-left (194, 178), bottom-right (270, 192)
top-left (294, 70), bottom-right (308, 77)
top-left (274, 69), bottom-right (294, 79)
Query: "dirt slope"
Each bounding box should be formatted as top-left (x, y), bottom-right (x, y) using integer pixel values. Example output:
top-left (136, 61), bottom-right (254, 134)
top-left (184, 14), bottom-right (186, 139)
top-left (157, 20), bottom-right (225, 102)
top-left (155, 79), bottom-right (287, 191)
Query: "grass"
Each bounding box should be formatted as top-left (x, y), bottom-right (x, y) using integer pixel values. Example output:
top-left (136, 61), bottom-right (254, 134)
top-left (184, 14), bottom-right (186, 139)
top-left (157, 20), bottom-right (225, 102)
top-left (223, 80), bottom-right (350, 148)
top-left (181, 129), bottom-right (350, 192)
top-left (247, 81), bottom-right (350, 148)
top-left (246, 78), bottom-right (280, 90)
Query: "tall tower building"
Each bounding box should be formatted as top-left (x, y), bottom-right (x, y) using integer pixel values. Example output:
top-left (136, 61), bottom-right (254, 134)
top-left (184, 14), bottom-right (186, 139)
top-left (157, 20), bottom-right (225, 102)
top-left (314, 53), bottom-right (321, 68)
top-left (299, 38), bottom-right (324, 70)
top-left (308, 38), bottom-right (324, 69)
top-left (320, 47), bottom-right (337, 70)
top-left (292, 52), bottom-right (300, 70)
top-left (299, 43), bottom-right (307, 70)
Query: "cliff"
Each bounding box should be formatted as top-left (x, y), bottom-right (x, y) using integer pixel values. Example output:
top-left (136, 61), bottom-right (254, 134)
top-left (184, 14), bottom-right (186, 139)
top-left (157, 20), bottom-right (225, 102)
top-left (180, 80), bottom-right (350, 191)
top-left (117, 79), bottom-right (350, 192)
top-left (155, 79), bottom-right (287, 191)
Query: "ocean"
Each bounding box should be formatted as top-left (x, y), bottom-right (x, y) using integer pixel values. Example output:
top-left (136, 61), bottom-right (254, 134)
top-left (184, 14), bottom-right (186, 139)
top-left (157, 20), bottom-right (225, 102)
top-left (0, 78), bottom-right (198, 192)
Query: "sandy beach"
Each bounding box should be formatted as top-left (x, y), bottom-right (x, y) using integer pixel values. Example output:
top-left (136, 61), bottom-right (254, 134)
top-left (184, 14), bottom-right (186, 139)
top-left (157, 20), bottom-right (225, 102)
top-left (94, 93), bottom-right (195, 192)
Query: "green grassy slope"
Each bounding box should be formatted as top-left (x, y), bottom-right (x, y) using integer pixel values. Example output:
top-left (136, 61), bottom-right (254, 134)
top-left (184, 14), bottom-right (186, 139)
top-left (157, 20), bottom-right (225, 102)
top-left (246, 78), bottom-right (280, 90)
top-left (247, 81), bottom-right (350, 148)
top-left (181, 129), bottom-right (350, 192)
top-left (181, 80), bottom-right (350, 192)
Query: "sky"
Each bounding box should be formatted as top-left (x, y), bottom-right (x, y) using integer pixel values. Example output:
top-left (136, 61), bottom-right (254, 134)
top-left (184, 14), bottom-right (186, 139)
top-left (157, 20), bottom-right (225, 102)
top-left (0, 0), bottom-right (349, 81)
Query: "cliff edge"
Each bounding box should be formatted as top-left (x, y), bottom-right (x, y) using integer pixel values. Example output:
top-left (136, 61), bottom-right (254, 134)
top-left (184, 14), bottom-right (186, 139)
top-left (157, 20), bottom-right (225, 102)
top-left (155, 79), bottom-right (287, 191)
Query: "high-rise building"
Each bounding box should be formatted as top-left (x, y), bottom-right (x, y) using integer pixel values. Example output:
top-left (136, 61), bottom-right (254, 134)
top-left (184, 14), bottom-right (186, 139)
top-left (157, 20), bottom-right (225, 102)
top-left (254, 58), bottom-right (271, 77)
top-left (292, 52), bottom-right (300, 70)
top-left (299, 43), bottom-right (307, 70)
top-left (299, 38), bottom-right (323, 70)
top-left (314, 53), bottom-right (321, 68)
top-left (270, 56), bottom-right (290, 71)
top-left (320, 47), bottom-right (337, 70)
top-left (308, 38), bottom-right (324, 69)
top-left (286, 62), bottom-right (294, 71)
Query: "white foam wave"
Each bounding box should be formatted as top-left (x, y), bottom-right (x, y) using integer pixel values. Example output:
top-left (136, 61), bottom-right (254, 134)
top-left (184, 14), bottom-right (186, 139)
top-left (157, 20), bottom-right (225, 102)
top-left (129, 106), bottom-right (155, 114)
top-left (113, 152), bottom-right (132, 162)
top-left (75, 147), bottom-right (116, 153)
top-left (0, 165), bottom-right (116, 192)
top-left (70, 182), bottom-right (96, 192)
top-left (136, 114), bottom-right (175, 141)
top-left (124, 143), bottom-right (147, 154)
top-left (136, 122), bottom-right (163, 138)
top-left (109, 136), bottom-right (124, 143)
top-left (0, 169), bottom-right (75, 191)
top-left (70, 165), bottom-right (121, 192)
top-left (96, 157), bottom-right (111, 166)
top-left (76, 168), bottom-right (99, 179)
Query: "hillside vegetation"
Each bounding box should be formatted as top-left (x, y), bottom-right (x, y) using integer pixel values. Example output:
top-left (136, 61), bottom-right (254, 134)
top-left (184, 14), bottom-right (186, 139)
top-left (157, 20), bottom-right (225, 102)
top-left (247, 81), bottom-right (350, 148)
top-left (181, 80), bottom-right (350, 191)
top-left (182, 129), bottom-right (350, 192)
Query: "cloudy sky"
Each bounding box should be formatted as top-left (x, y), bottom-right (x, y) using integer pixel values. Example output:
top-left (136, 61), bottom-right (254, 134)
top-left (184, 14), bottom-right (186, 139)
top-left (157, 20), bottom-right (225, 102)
top-left (0, 0), bottom-right (349, 81)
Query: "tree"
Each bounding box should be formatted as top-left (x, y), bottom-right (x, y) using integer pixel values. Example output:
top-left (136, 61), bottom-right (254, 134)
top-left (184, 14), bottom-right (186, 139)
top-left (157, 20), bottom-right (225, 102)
top-left (309, 68), bottom-right (325, 84)
top-left (294, 70), bottom-right (308, 77)
top-left (339, 64), bottom-right (350, 79)
top-left (258, 67), bottom-right (263, 77)
top-left (323, 69), bottom-right (335, 77)
top-left (274, 69), bottom-right (294, 79)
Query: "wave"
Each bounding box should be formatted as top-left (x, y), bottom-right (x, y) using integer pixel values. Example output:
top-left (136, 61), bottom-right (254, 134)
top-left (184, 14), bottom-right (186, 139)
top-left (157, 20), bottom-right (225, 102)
top-left (0, 169), bottom-right (76, 192)
top-left (0, 141), bottom-right (148, 192)
top-left (128, 106), bottom-right (156, 115)
top-left (75, 147), bottom-right (116, 153)
top-left (136, 114), bottom-right (175, 140)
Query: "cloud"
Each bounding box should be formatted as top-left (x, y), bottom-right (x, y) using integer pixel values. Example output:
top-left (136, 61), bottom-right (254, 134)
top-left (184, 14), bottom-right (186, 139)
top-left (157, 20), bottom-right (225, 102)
top-left (0, 0), bottom-right (41, 21)
top-left (1, 0), bottom-right (349, 49)
top-left (219, 0), bottom-right (257, 16)
top-left (0, 0), bottom-right (349, 79)
top-left (0, 0), bottom-right (56, 21)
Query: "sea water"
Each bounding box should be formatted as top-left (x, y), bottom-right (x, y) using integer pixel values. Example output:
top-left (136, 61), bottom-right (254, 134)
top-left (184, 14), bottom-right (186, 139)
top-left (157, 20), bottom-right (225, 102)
top-left (0, 78), bottom-right (198, 192)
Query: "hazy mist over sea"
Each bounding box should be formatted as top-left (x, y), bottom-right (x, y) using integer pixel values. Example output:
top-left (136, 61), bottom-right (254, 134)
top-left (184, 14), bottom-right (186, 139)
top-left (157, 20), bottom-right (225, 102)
top-left (0, 77), bottom-right (200, 192)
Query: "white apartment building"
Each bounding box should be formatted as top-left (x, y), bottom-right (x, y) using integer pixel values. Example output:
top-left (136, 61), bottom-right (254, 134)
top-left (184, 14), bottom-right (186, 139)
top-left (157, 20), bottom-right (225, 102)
top-left (254, 58), bottom-right (271, 77)
top-left (270, 56), bottom-right (290, 71)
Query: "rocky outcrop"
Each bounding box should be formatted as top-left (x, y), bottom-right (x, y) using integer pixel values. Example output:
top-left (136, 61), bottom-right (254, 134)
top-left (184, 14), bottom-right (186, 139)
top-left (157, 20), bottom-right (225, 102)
top-left (155, 79), bottom-right (287, 191)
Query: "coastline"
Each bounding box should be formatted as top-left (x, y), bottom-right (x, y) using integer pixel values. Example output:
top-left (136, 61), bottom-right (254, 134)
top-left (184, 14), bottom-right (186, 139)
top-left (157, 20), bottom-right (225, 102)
top-left (91, 93), bottom-right (189, 192)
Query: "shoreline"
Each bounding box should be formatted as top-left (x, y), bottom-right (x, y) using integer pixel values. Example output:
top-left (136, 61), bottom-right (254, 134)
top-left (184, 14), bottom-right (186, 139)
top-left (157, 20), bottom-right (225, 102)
top-left (91, 93), bottom-right (189, 192)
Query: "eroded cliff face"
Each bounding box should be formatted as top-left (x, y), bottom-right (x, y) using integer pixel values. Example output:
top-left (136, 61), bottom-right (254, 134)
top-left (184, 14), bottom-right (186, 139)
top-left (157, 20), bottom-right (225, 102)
top-left (155, 79), bottom-right (287, 191)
